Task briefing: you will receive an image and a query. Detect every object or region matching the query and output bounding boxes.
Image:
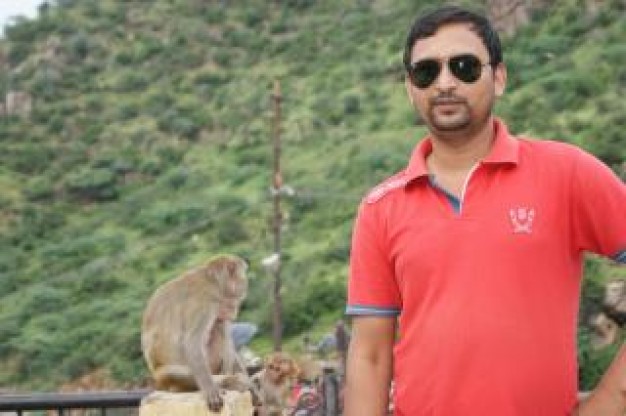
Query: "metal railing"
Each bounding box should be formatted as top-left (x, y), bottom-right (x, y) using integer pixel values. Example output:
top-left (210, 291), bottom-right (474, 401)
top-left (0, 390), bottom-right (151, 415)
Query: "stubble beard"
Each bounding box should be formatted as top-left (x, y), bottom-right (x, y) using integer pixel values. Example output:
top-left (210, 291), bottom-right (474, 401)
top-left (428, 102), bottom-right (472, 132)
top-left (422, 96), bottom-right (494, 141)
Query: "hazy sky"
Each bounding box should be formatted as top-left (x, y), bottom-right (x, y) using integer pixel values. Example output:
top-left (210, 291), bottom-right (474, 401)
top-left (0, 0), bottom-right (46, 35)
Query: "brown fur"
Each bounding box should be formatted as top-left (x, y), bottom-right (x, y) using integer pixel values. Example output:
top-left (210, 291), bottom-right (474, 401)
top-left (253, 352), bottom-right (300, 416)
top-left (603, 279), bottom-right (626, 325)
top-left (141, 254), bottom-right (249, 412)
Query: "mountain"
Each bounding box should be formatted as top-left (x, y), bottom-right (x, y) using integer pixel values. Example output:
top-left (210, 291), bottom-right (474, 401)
top-left (0, 0), bottom-right (624, 390)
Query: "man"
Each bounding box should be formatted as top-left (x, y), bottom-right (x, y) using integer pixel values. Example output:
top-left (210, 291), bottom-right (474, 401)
top-left (344, 6), bottom-right (626, 416)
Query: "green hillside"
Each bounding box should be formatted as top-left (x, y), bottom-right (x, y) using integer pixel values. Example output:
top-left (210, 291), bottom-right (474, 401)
top-left (0, 0), bottom-right (624, 391)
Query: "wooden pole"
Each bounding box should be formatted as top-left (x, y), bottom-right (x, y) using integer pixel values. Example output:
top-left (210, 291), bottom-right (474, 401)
top-left (271, 80), bottom-right (283, 351)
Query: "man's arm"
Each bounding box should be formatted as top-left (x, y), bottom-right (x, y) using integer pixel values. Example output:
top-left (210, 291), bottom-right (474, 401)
top-left (344, 316), bottom-right (396, 416)
top-left (576, 343), bottom-right (626, 416)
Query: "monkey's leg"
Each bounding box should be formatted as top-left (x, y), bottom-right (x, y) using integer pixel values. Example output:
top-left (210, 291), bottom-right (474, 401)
top-left (154, 365), bottom-right (198, 392)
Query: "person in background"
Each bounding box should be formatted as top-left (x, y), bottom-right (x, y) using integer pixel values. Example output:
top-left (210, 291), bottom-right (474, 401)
top-left (344, 5), bottom-right (626, 416)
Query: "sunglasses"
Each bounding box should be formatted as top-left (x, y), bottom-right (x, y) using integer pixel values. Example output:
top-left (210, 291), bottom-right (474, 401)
top-left (407, 54), bottom-right (491, 89)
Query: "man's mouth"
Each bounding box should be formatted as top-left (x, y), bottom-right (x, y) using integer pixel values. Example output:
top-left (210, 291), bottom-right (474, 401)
top-left (432, 97), bottom-right (465, 106)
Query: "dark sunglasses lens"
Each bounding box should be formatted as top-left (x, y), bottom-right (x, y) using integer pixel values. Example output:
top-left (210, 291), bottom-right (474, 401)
top-left (450, 54), bottom-right (483, 83)
top-left (410, 60), bottom-right (440, 88)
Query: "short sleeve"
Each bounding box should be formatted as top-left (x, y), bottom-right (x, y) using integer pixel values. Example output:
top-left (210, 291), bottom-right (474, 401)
top-left (571, 149), bottom-right (626, 263)
top-left (346, 200), bottom-right (401, 316)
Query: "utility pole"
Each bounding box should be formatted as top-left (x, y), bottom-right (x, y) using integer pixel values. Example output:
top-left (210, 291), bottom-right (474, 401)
top-left (0, 46), bottom-right (7, 120)
top-left (271, 80), bottom-right (283, 351)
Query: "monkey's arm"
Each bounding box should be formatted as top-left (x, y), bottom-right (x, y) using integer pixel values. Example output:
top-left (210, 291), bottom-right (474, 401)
top-left (344, 316), bottom-right (395, 416)
top-left (574, 343), bottom-right (626, 416)
top-left (184, 314), bottom-right (223, 412)
top-left (230, 339), bottom-right (248, 375)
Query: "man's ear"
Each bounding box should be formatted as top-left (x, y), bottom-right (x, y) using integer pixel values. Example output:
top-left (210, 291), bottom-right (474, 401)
top-left (494, 62), bottom-right (507, 97)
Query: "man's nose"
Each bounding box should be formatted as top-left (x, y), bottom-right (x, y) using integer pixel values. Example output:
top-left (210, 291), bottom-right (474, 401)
top-left (434, 64), bottom-right (458, 91)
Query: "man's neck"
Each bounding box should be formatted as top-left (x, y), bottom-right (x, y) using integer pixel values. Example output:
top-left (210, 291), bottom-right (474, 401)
top-left (427, 118), bottom-right (495, 174)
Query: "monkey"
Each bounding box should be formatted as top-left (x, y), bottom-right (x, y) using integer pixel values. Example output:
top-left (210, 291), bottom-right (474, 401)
top-left (141, 254), bottom-right (250, 412)
top-left (589, 279), bottom-right (626, 350)
top-left (252, 352), bottom-right (300, 416)
top-left (590, 312), bottom-right (620, 350)
top-left (602, 279), bottom-right (626, 325)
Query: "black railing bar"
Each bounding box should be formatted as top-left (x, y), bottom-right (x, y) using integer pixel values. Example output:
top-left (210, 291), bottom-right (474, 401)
top-left (0, 389), bottom-right (152, 411)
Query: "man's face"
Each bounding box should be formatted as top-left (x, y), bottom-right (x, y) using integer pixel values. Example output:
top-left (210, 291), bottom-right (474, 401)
top-left (405, 23), bottom-right (506, 139)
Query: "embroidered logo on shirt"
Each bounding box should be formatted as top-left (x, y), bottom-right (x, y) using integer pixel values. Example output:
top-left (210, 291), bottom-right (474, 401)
top-left (509, 207), bottom-right (535, 234)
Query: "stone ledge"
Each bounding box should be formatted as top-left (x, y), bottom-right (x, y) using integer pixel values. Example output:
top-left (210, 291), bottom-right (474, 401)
top-left (139, 390), bottom-right (253, 416)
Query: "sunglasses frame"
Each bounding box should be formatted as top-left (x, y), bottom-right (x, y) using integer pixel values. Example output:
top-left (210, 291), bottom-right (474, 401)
top-left (407, 54), bottom-right (492, 89)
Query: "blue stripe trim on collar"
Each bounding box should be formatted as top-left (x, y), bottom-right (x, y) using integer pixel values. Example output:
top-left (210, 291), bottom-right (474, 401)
top-left (429, 175), bottom-right (461, 214)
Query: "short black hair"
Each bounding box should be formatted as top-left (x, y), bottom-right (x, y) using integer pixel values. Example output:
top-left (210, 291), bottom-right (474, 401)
top-left (403, 5), bottom-right (503, 70)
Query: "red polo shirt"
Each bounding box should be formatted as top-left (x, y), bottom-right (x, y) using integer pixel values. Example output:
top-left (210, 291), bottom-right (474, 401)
top-left (347, 119), bottom-right (626, 415)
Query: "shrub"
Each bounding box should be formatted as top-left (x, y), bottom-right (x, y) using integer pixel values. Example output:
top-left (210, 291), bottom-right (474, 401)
top-left (156, 144), bottom-right (186, 165)
top-left (66, 32), bottom-right (90, 62)
top-left (284, 0), bottom-right (316, 9)
top-left (205, 7), bottom-right (226, 24)
top-left (193, 70), bottom-right (229, 86)
top-left (40, 234), bottom-right (125, 276)
top-left (116, 103), bottom-right (139, 120)
top-left (132, 205), bottom-right (208, 235)
top-left (282, 278), bottom-right (346, 337)
top-left (157, 110), bottom-right (200, 139)
top-left (80, 121), bottom-right (104, 144)
top-left (142, 91), bottom-right (175, 116)
top-left (21, 286), bottom-right (68, 317)
top-left (215, 218), bottom-right (248, 245)
top-left (30, 66), bottom-right (61, 99)
top-left (324, 240), bottom-right (350, 263)
top-left (76, 270), bottom-right (124, 295)
top-left (343, 94), bottom-right (361, 115)
top-left (4, 18), bottom-right (38, 42)
top-left (223, 27), bottom-right (250, 48)
top-left (23, 177), bottom-right (55, 202)
top-left (47, 114), bottom-right (65, 134)
top-left (64, 167), bottom-right (118, 201)
top-left (215, 194), bottom-right (249, 215)
top-left (14, 205), bottom-right (66, 242)
top-left (114, 50), bottom-right (133, 65)
top-left (164, 167), bottom-right (189, 189)
top-left (2, 144), bottom-right (56, 175)
top-left (114, 72), bottom-right (149, 92)
top-left (134, 37), bottom-right (164, 62)
top-left (213, 50), bottom-right (232, 67)
top-left (138, 158), bottom-right (163, 176)
top-left (242, 7), bottom-right (264, 27)
top-left (578, 328), bottom-right (621, 390)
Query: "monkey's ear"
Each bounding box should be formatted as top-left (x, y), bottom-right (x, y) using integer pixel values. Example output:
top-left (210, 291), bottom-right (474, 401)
top-left (239, 255), bottom-right (251, 270)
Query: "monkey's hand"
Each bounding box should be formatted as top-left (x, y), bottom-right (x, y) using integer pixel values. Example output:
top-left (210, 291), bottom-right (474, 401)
top-left (251, 389), bottom-right (262, 407)
top-left (205, 386), bottom-right (224, 413)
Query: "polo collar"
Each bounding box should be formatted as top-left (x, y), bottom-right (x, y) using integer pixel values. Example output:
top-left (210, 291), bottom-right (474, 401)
top-left (404, 118), bottom-right (519, 183)
top-left (482, 118), bottom-right (519, 165)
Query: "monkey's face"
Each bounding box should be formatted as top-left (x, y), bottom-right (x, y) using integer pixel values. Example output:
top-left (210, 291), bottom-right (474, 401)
top-left (215, 256), bottom-right (248, 321)
top-left (264, 354), bottom-right (299, 384)
top-left (220, 282), bottom-right (247, 320)
top-left (218, 296), bottom-right (244, 320)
